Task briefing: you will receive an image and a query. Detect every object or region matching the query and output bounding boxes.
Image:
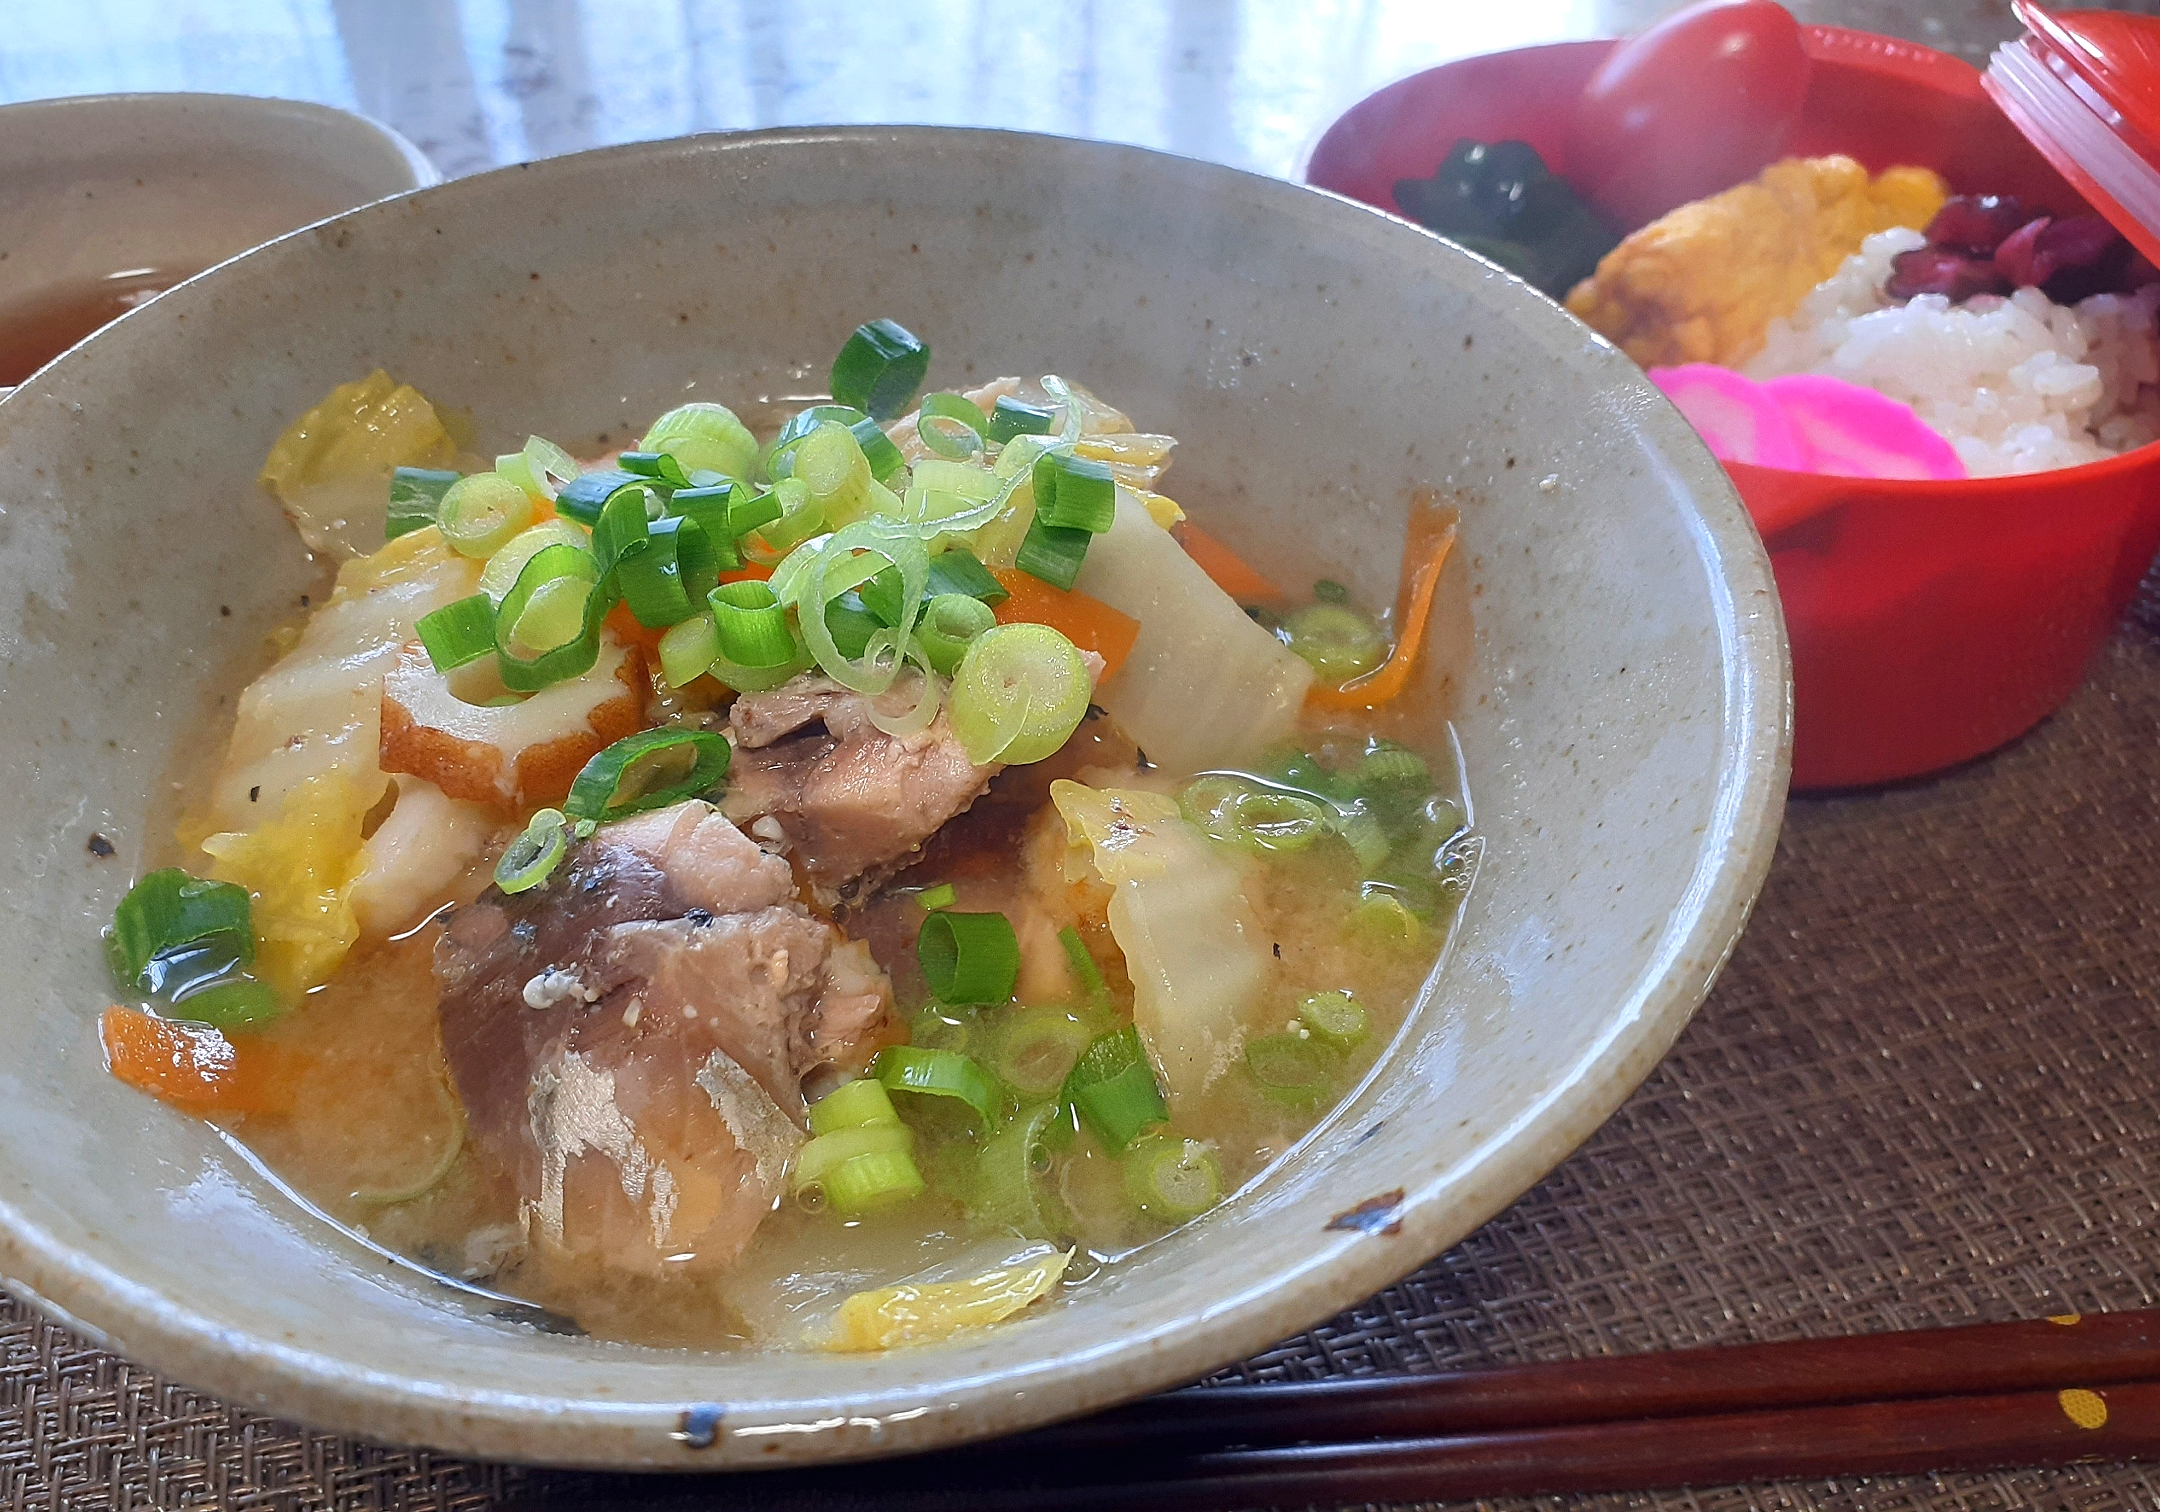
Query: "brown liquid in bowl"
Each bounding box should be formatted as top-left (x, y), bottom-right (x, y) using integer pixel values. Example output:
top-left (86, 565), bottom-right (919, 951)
top-left (0, 270), bottom-right (195, 386)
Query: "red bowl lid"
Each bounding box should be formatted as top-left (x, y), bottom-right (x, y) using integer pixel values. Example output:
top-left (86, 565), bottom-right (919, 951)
top-left (1984, 3), bottom-right (2160, 266)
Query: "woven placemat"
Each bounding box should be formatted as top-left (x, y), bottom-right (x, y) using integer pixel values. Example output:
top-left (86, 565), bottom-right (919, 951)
top-left (9, 584), bottom-right (2160, 1512)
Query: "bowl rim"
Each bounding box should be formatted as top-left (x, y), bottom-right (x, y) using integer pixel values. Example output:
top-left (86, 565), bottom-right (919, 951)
top-left (0, 90), bottom-right (439, 191)
top-left (0, 124), bottom-right (1792, 1466)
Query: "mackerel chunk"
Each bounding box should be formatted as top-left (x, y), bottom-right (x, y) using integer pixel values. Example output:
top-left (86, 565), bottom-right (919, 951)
top-left (721, 673), bottom-right (999, 911)
top-left (433, 801), bottom-right (894, 1275)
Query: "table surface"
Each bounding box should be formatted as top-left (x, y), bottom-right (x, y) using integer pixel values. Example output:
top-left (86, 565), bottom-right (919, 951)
top-left (11, 2), bottom-right (2160, 1511)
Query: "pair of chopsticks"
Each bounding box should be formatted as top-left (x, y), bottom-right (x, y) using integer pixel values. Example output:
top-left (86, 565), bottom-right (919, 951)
top-left (528, 1309), bottom-right (2160, 1510)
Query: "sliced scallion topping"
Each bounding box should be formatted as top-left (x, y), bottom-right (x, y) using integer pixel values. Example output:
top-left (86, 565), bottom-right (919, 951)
top-left (494, 542), bottom-right (608, 691)
top-left (1058, 925), bottom-right (1110, 1010)
top-left (792, 1121), bottom-right (916, 1190)
top-left (1064, 1025), bottom-right (1167, 1153)
top-left (1282, 602), bottom-right (1389, 684)
top-left (107, 869), bottom-right (255, 995)
top-left (948, 623), bottom-right (1090, 766)
top-left (495, 808), bottom-right (570, 894)
top-left (618, 450), bottom-right (691, 488)
top-left (664, 484), bottom-right (747, 567)
top-left (817, 1144), bottom-right (927, 1214)
top-left (916, 910), bottom-right (1020, 1006)
top-left (497, 435), bottom-right (580, 503)
top-left (988, 395), bottom-right (1056, 444)
top-left (415, 593), bottom-right (499, 672)
top-left (554, 467), bottom-right (657, 526)
top-left (1244, 1031), bottom-right (1334, 1108)
top-left (642, 402), bottom-right (759, 480)
top-left (810, 1077), bottom-right (904, 1135)
top-left (849, 416), bottom-right (906, 482)
top-left (170, 975), bottom-right (283, 1031)
top-left (1298, 990), bottom-right (1370, 1052)
top-left (439, 473), bottom-right (535, 561)
top-left (729, 487), bottom-right (783, 539)
top-left (478, 519), bottom-right (589, 604)
top-left (1031, 451), bottom-right (1116, 535)
top-left (923, 547), bottom-right (1007, 606)
top-left (915, 882), bottom-right (957, 912)
top-left (563, 728), bottom-right (731, 821)
top-left (657, 612), bottom-right (719, 687)
top-left (1121, 1134), bottom-right (1223, 1220)
top-left (830, 319), bottom-right (931, 421)
top-left (387, 466), bottom-right (459, 540)
top-left (970, 1100), bottom-right (1070, 1236)
top-left (615, 516), bottom-right (699, 628)
top-left (918, 391), bottom-right (988, 460)
top-left (873, 1044), bottom-right (1001, 1127)
top-left (710, 578), bottom-right (797, 669)
top-left (824, 591), bottom-right (882, 660)
top-left (794, 422), bottom-right (873, 525)
top-left (1015, 516), bottom-right (1092, 592)
top-left (918, 592), bottom-right (996, 676)
top-left (993, 1006), bottom-right (1096, 1101)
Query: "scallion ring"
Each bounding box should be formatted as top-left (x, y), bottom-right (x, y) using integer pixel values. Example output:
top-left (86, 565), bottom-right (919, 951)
top-left (438, 473), bottom-right (532, 560)
top-left (1064, 1025), bottom-right (1167, 1153)
top-left (415, 593), bottom-right (498, 672)
top-left (917, 592), bottom-right (996, 676)
top-left (829, 319), bottom-right (931, 421)
top-left (497, 435), bottom-right (580, 503)
top-left (657, 612), bottom-right (719, 688)
top-left (915, 910), bottom-right (1020, 1006)
top-left (918, 392), bottom-right (989, 460)
top-left (495, 808), bottom-right (570, 894)
top-left (1014, 516), bottom-right (1092, 592)
top-left (988, 395), bottom-right (1057, 445)
top-left (106, 868), bottom-right (256, 995)
top-left (641, 402), bottom-right (759, 480)
top-left (387, 466), bottom-right (459, 540)
top-left (494, 542), bottom-right (608, 692)
top-left (709, 578), bottom-right (798, 669)
top-left (563, 728), bottom-right (731, 822)
top-left (948, 623), bottom-right (1090, 766)
top-left (1120, 1134), bottom-right (1223, 1220)
top-left (872, 1044), bottom-right (1001, 1128)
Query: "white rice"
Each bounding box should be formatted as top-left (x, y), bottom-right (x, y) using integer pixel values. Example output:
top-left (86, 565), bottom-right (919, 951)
top-left (1746, 226), bottom-right (2160, 476)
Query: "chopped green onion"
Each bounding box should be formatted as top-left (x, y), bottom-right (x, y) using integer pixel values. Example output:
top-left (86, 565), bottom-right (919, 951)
top-left (948, 623), bottom-right (1090, 766)
top-left (495, 543), bottom-right (608, 691)
top-left (830, 319), bottom-right (931, 421)
top-left (917, 910), bottom-right (1020, 1006)
top-left (824, 591), bottom-right (882, 660)
top-left (818, 1146), bottom-right (926, 1214)
top-left (1121, 1134), bottom-right (1223, 1220)
top-left (874, 1045), bottom-right (1001, 1128)
top-left (1179, 775), bottom-right (1337, 857)
top-left (615, 517), bottom-right (702, 627)
top-left (478, 519), bottom-right (588, 604)
top-left (387, 466), bottom-right (459, 539)
top-left (1031, 451), bottom-right (1117, 535)
top-left (794, 1121), bottom-right (916, 1192)
top-left (918, 392), bottom-right (989, 460)
top-left (855, 564), bottom-right (908, 627)
top-left (1058, 926), bottom-right (1110, 1010)
top-left (1065, 1025), bottom-right (1167, 1153)
top-left (993, 1006), bottom-right (1096, 1101)
top-left (750, 477), bottom-right (827, 559)
top-left (618, 450), bottom-right (691, 488)
top-left (728, 487), bottom-right (783, 538)
top-left (1015, 517), bottom-right (1092, 592)
top-left (1298, 991), bottom-right (1370, 1052)
top-left (665, 484), bottom-right (749, 564)
top-left (1244, 1031), bottom-right (1334, 1109)
top-left (924, 547), bottom-right (1008, 606)
top-left (554, 467), bottom-right (654, 526)
top-left (1335, 803), bottom-right (1392, 870)
top-left (810, 1076), bottom-right (904, 1135)
top-left (414, 594), bottom-right (498, 672)
top-left (589, 480), bottom-right (664, 578)
top-left (971, 1100), bottom-right (1070, 1237)
top-left (849, 416), bottom-right (906, 482)
top-left (915, 882), bottom-right (957, 911)
top-left (1282, 602), bottom-right (1389, 683)
top-left (669, 514), bottom-right (727, 606)
top-left (170, 975), bottom-right (282, 1031)
top-left (1348, 888), bottom-right (1425, 945)
top-left (438, 473), bottom-right (531, 560)
top-left (918, 592), bottom-right (996, 675)
top-left (909, 1003), bottom-right (982, 1056)
top-left (107, 869), bottom-right (255, 995)
top-left (496, 435), bottom-right (579, 503)
top-left (710, 578), bottom-right (798, 669)
top-left (791, 523), bottom-right (930, 693)
top-left (642, 402), bottom-right (759, 480)
top-left (1361, 742), bottom-right (1431, 790)
top-left (658, 613), bottom-right (719, 687)
top-left (495, 808), bottom-right (570, 894)
top-left (988, 395), bottom-right (1056, 444)
top-left (563, 728), bottom-right (731, 822)
top-left (768, 403), bottom-right (868, 478)
top-left (793, 422), bottom-right (873, 526)
top-left (1312, 578), bottom-right (1350, 604)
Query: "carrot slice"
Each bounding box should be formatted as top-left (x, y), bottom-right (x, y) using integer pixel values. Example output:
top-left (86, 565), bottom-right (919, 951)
top-left (1173, 521), bottom-right (1283, 604)
top-left (990, 570), bottom-right (1141, 682)
top-left (1306, 499), bottom-right (1458, 711)
top-left (718, 561), bottom-right (774, 584)
top-left (100, 1006), bottom-right (302, 1117)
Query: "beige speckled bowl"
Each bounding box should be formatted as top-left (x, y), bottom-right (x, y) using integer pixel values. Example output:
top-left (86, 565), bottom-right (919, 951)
top-left (0, 128), bottom-right (1788, 1468)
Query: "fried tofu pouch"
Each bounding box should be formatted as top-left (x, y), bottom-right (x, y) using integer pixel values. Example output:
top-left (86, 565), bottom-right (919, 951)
top-left (1564, 156), bottom-right (1949, 368)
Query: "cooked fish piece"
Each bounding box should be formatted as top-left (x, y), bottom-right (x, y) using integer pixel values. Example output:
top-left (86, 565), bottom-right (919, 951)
top-left (722, 673), bottom-right (1000, 910)
top-left (433, 800), bottom-right (895, 1275)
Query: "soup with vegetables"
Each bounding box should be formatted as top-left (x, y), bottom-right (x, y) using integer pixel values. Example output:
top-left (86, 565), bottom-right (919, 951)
top-left (98, 320), bottom-right (1473, 1350)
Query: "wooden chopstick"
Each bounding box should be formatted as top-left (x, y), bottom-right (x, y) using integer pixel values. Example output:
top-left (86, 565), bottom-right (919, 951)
top-left (524, 1310), bottom-right (2160, 1511)
top-left (998, 1305), bottom-right (2160, 1454)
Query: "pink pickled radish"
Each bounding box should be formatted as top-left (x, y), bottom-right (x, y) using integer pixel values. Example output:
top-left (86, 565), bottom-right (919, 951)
top-left (1648, 363), bottom-right (1810, 470)
top-left (1760, 374), bottom-right (1966, 481)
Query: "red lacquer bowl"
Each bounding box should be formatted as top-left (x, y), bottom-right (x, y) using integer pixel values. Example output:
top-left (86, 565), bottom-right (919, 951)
top-left (1309, 26), bottom-right (2160, 789)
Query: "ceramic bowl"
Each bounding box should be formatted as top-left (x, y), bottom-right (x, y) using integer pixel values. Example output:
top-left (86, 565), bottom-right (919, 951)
top-left (0, 93), bottom-right (436, 382)
top-left (0, 127), bottom-right (1788, 1468)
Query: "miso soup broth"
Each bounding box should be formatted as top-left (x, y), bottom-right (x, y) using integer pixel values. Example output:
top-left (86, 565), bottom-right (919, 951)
top-left (102, 323), bottom-right (1475, 1352)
